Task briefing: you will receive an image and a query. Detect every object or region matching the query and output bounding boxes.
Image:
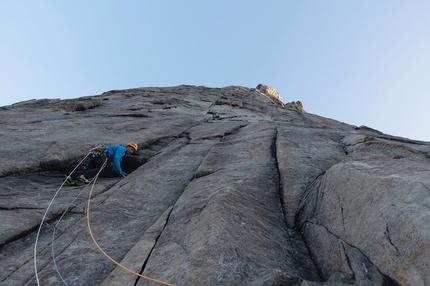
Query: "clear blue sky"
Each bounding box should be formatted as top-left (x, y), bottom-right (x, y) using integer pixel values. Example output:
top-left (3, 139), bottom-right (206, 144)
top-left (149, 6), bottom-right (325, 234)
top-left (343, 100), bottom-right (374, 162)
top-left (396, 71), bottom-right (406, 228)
top-left (1, 1), bottom-right (429, 141)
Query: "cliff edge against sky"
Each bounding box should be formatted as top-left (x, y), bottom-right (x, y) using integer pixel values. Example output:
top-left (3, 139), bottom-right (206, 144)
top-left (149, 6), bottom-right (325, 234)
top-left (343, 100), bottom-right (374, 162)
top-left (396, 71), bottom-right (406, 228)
top-left (1, 85), bottom-right (429, 286)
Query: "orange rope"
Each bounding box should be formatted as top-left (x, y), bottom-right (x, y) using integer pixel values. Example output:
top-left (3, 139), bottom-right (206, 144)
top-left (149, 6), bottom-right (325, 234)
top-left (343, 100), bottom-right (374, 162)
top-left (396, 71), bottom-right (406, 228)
top-left (86, 160), bottom-right (173, 286)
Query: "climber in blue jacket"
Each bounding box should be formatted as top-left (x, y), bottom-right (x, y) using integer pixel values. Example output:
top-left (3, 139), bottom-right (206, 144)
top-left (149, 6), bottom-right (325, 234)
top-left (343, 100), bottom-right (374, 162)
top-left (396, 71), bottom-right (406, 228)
top-left (65, 142), bottom-right (138, 186)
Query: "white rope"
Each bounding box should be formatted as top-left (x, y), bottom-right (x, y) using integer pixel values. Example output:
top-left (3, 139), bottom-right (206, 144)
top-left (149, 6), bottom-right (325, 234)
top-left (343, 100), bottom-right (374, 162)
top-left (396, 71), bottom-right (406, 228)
top-left (51, 178), bottom-right (93, 285)
top-left (33, 153), bottom-right (90, 286)
top-left (50, 158), bottom-right (108, 285)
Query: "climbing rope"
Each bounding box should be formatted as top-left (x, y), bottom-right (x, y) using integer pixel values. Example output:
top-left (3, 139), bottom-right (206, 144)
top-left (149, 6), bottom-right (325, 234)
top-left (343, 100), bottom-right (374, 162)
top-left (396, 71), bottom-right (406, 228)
top-left (51, 176), bottom-right (96, 286)
top-left (86, 158), bottom-right (174, 286)
top-left (34, 154), bottom-right (173, 286)
top-left (34, 153), bottom-right (91, 286)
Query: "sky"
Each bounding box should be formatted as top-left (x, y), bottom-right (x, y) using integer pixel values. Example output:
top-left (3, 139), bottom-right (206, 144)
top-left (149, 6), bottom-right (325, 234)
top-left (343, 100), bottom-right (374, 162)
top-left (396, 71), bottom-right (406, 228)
top-left (1, 1), bottom-right (429, 141)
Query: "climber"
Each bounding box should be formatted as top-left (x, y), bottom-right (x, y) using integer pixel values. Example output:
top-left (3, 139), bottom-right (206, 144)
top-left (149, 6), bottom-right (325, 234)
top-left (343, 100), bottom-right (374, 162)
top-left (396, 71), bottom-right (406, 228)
top-left (65, 142), bottom-right (138, 186)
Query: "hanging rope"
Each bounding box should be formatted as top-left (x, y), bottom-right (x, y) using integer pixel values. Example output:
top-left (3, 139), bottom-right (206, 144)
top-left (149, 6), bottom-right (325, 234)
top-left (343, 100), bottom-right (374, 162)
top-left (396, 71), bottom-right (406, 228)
top-left (51, 176), bottom-right (96, 286)
top-left (34, 153), bottom-right (173, 286)
top-left (34, 153), bottom-right (91, 286)
top-left (86, 158), bottom-right (174, 286)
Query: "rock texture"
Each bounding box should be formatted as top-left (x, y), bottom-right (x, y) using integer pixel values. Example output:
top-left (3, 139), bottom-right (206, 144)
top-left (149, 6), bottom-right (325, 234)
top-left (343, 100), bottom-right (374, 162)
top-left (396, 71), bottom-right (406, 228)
top-left (0, 84), bottom-right (429, 286)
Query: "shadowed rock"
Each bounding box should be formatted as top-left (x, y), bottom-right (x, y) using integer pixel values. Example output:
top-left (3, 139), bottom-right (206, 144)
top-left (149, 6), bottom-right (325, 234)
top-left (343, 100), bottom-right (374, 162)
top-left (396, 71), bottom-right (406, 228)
top-left (0, 84), bottom-right (429, 286)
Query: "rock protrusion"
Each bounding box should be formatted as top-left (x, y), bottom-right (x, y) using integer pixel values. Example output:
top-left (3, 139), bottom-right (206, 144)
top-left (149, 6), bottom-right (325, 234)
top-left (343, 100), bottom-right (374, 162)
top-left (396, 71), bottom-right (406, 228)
top-left (255, 84), bottom-right (284, 106)
top-left (0, 85), bottom-right (429, 286)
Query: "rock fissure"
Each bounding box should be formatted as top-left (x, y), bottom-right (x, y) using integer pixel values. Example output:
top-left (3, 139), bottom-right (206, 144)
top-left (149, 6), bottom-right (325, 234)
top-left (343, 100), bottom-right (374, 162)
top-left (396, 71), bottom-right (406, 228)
top-left (273, 126), bottom-right (288, 226)
top-left (135, 207), bottom-right (173, 286)
top-left (301, 219), bottom-right (404, 285)
top-left (339, 240), bottom-right (357, 283)
top-left (295, 174), bottom-right (326, 231)
top-left (382, 215), bottom-right (400, 254)
top-left (0, 206), bottom-right (44, 211)
top-left (336, 192), bottom-right (346, 233)
top-left (105, 113), bottom-right (149, 118)
top-left (1, 85), bottom-right (429, 285)
top-left (298, 171), bottom-right (326, 213)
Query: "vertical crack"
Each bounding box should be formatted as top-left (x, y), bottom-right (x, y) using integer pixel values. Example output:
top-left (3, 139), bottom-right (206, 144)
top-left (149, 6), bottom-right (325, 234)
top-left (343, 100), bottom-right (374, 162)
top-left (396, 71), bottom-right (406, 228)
top-left (272, 126), bottom-right (287, 224)
top-left (273, 125), bottom-right (323, 282)
top-left (336, 192), bottom-right (346, 233)
top-left (382, 214), bottom-right (400, 254)
top-left (134, 207), bottom-right (173, 286)
top-left (132, 130), bottom-right (220, 285)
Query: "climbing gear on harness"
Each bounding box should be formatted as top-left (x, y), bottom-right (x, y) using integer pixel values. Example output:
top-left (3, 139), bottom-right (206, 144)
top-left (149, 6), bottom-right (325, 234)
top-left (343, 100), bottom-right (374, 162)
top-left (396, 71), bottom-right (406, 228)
top-left (90, 144), bottom-right (108, 157)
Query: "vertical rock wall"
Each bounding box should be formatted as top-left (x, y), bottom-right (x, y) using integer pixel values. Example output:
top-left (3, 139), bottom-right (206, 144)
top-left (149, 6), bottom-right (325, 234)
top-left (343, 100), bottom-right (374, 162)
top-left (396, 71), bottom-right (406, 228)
top-left (0, 85), bottom-right (429, 286)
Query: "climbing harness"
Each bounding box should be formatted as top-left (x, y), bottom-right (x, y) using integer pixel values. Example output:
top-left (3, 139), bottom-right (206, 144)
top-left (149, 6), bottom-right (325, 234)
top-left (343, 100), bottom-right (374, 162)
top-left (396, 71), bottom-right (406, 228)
top-left (34, 154), bottom-right (173, 286)
top-left (89, 144), bottom-right (107, 157)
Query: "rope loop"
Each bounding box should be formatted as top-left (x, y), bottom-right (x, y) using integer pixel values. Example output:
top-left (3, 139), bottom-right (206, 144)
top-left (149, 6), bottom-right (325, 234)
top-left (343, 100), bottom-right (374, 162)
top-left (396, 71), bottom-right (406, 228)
top-left (86, 159), bottom-right (173, 286)
top-left (35, 153), bottom-right (173, 286)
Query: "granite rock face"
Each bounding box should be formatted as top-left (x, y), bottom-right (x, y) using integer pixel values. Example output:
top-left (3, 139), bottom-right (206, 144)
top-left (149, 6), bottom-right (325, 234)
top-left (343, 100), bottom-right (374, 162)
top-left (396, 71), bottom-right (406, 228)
top-left (0, 84), bottom-right (429, 286)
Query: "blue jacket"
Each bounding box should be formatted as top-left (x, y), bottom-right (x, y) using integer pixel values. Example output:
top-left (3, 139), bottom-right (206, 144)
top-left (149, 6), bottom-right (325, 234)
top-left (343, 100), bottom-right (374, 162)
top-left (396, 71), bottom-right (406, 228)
top-left (106, 145), bottom-right (127, 174)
